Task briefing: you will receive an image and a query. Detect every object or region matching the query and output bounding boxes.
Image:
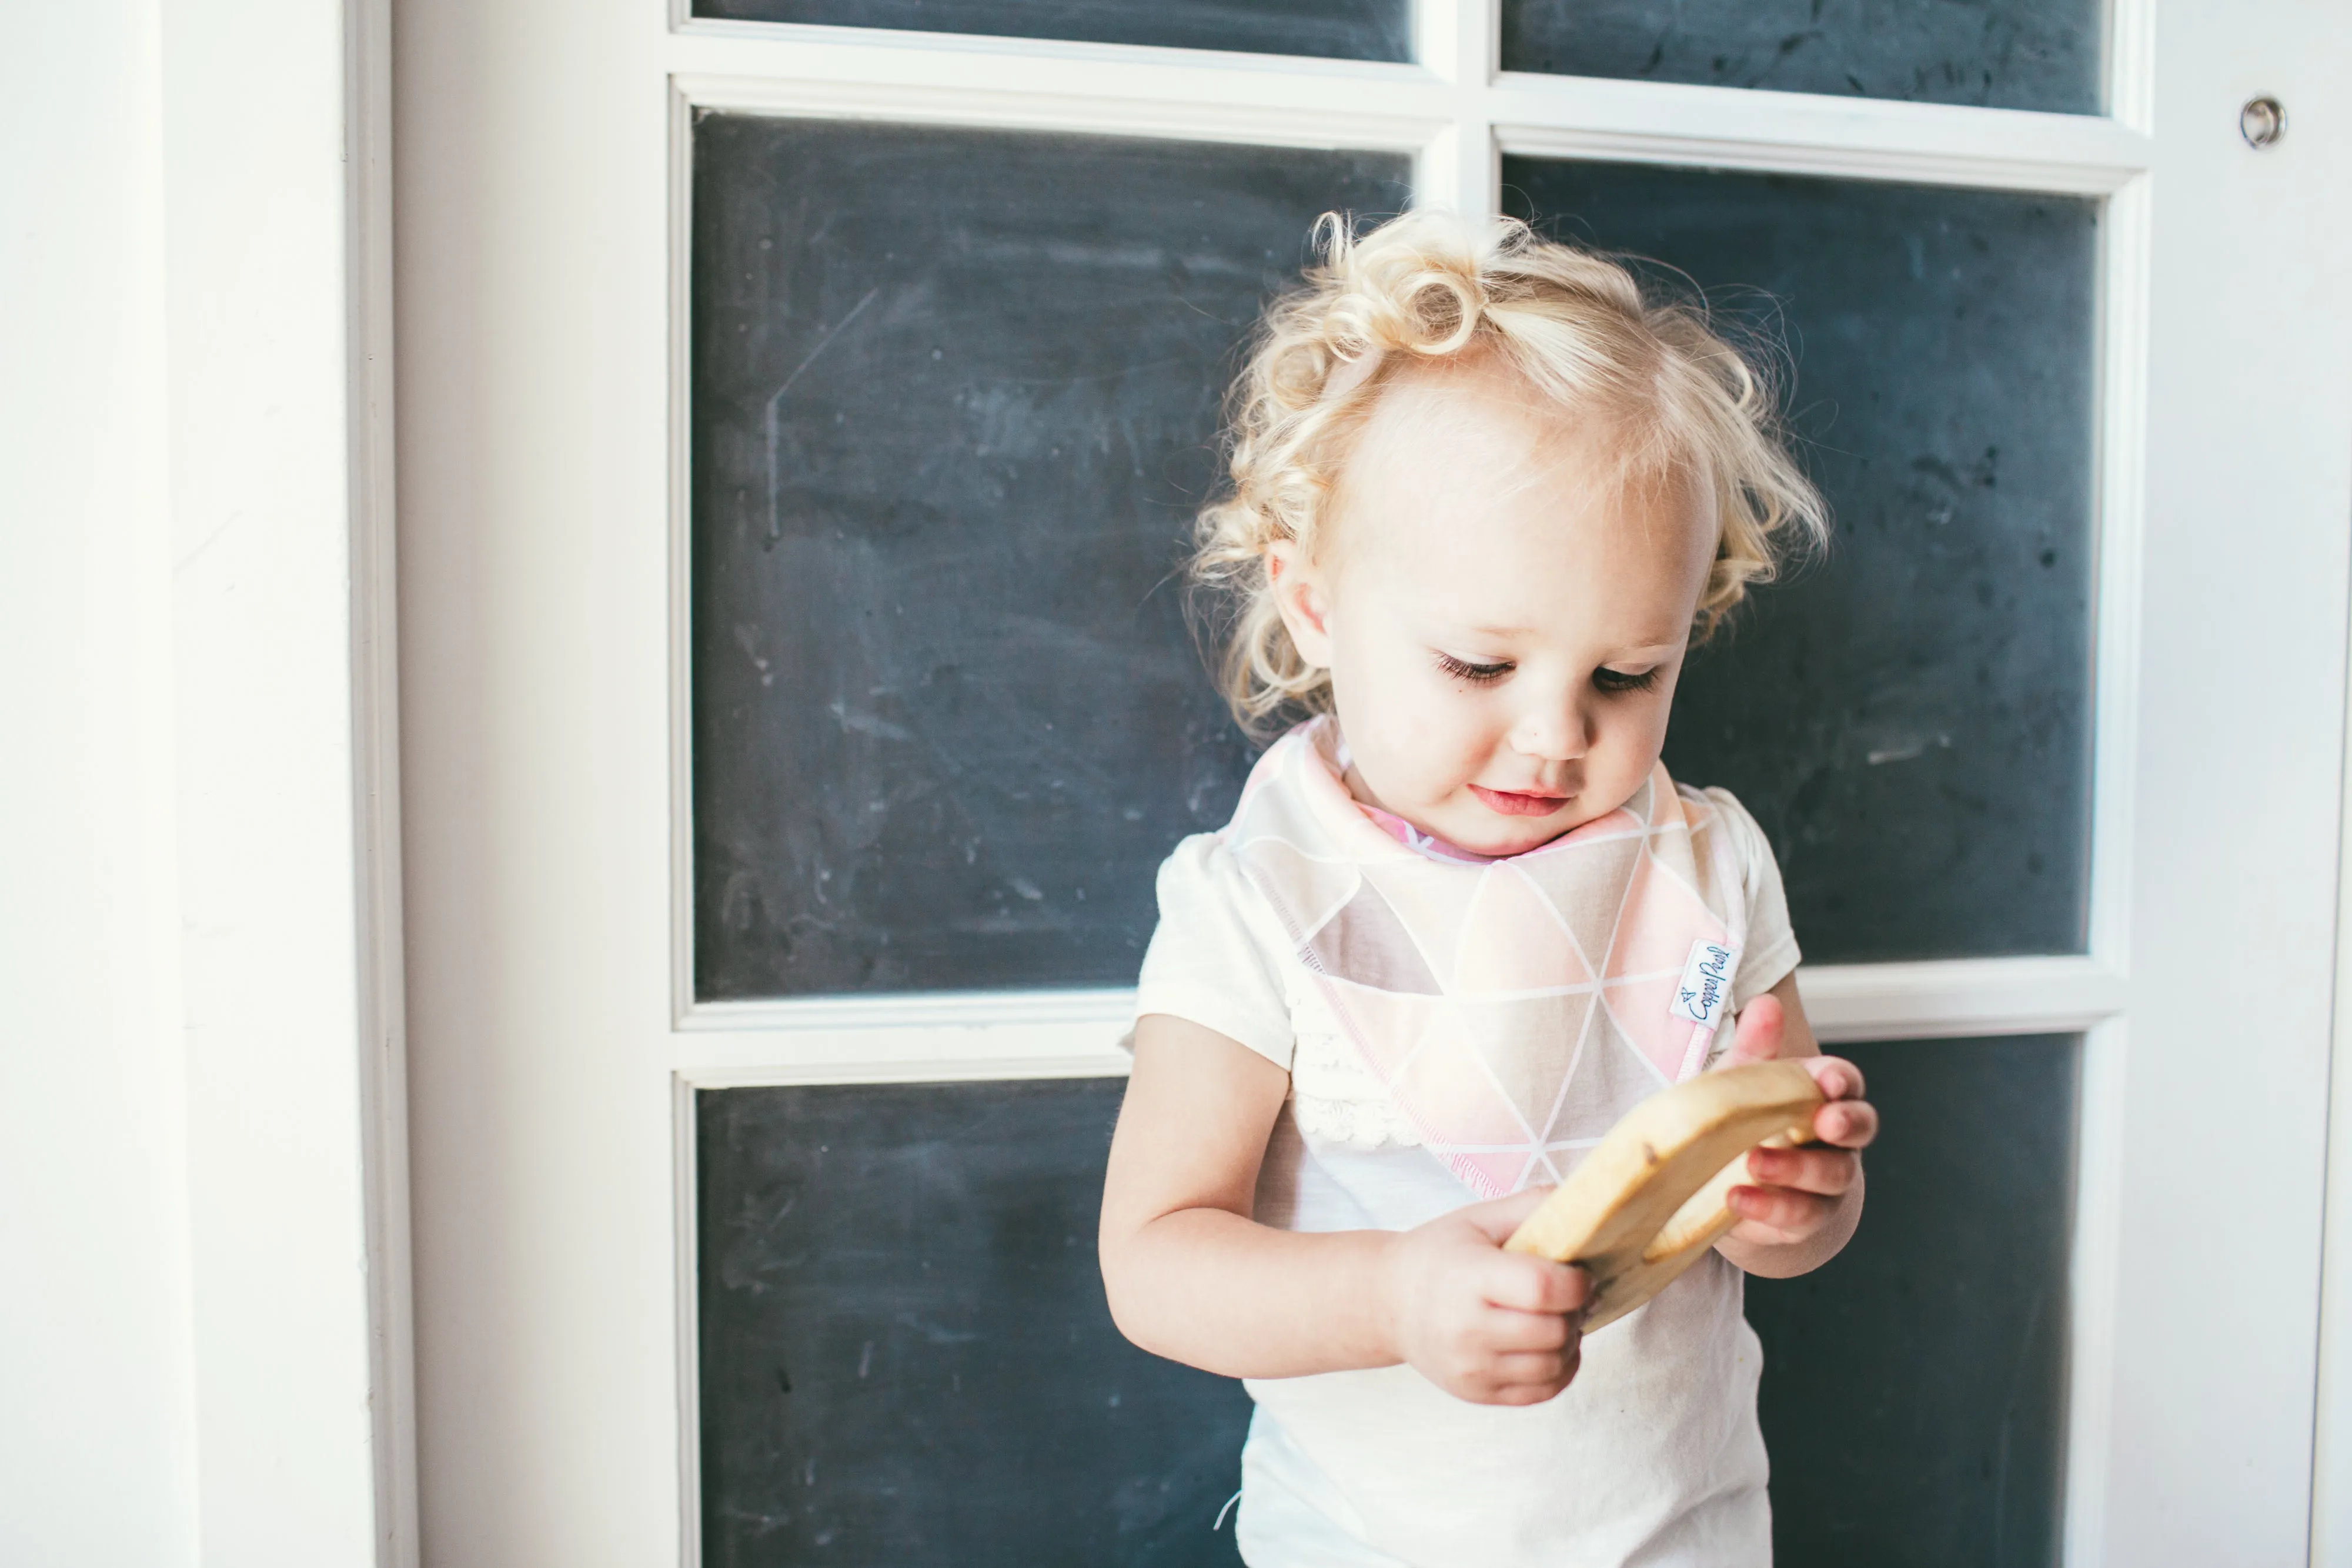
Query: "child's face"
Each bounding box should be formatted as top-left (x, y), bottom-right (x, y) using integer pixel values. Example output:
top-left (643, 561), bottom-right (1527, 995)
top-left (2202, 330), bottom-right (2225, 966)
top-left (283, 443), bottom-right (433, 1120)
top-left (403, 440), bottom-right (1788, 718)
top-left (1269, 360), bottom-right (1718, 857)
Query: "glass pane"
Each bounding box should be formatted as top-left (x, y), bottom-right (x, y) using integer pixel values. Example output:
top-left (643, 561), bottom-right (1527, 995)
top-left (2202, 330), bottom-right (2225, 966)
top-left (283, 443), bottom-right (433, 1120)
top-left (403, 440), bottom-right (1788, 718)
top-left (690, 117), bottom-right (1407, 999)
top-left (1502, 0), bottom-right (2100, 115)
top-left (1748, 1035), bottom-right (2079, 1565)
top-left (693, 0), bottom-right (1412, 63)
top-left (1505, 158), bottom-right (2097, 962)
top-left (697, 1079), bottom-right (1250, 1567)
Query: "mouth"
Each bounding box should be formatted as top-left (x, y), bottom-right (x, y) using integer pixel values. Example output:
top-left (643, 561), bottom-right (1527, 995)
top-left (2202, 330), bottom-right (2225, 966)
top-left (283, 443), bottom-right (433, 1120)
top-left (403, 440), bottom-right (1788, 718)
top-left (1469, 784), bottom-right (1571, 818)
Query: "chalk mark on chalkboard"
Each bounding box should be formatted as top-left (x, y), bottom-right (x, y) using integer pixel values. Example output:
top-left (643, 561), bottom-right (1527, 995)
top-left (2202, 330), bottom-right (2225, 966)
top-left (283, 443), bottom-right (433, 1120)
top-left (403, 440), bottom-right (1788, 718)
top-left (764, 285), bottom-right (882, 546)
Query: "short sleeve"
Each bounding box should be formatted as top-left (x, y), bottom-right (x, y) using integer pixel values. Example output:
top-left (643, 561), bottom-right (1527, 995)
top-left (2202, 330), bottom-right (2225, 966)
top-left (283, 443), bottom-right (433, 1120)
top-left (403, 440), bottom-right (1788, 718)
top-left (1127, 833), bottom-right (1298, 1071)
top-left (1702, 787), bottom-right (1803, 1009)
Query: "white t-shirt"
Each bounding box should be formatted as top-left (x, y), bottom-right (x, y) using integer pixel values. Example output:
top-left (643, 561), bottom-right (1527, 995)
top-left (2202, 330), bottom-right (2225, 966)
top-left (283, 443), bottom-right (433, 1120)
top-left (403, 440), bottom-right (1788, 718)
top-left (1128, 787), bottom-right (1801, 1568)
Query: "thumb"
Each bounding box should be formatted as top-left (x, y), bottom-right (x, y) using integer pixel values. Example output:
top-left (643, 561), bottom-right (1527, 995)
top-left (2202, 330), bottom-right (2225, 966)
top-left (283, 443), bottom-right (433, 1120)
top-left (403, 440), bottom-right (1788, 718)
top-left (1716, 992), bottom-right (1785, 1068)
top-left (1455, 1184), bottom-right (1558, 1245)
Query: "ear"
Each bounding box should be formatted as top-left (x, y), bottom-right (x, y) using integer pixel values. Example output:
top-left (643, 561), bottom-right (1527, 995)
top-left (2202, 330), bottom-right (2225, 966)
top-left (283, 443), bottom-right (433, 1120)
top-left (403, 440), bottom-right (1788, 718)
top-left (1266, 541), bottom-right (1335, 669)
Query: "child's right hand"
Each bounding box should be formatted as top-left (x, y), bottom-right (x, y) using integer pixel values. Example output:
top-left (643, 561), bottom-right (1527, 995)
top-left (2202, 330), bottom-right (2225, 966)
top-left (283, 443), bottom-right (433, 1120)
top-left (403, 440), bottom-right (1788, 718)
top-left (1378, 1189), bottom-right (1590, 1406)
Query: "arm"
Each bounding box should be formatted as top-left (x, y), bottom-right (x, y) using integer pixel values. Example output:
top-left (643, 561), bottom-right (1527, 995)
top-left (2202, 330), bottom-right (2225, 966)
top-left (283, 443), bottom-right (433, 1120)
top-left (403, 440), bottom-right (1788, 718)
top-left (1711, 974), bottom-right (1877, 1279)
top-left (1100, 1012), bottom-right (1589, 1404)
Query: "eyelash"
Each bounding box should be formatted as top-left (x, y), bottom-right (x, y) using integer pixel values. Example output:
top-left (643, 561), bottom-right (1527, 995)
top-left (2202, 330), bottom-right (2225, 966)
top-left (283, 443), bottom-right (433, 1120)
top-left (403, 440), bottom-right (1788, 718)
top-left (1592, 667), bottom-right (1661, 696)
top-left (1432, 653), bottom-right (1662, 695)
top-left (1434, 652), bottom-right (1514, 684)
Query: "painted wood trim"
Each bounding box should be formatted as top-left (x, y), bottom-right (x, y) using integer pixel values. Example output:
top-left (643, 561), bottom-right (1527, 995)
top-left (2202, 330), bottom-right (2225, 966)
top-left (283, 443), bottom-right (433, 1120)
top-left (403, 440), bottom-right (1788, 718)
top-left (667, 81), bottom-right (700, 1038)
top-left (162, 0), bottom-right (400, 1558)
top-left (677, 955), bottom-right (2124, 1044)
top-left (2062, 1014), bottom-right (2129, 1567)
top-left (671, 1075), bottom-right (706, 1568)
top-left (1493, 116), bottom-right (2139, 195)
top-left (662, 30), bottom-right (2149, 190)
top-left (670, 66), bottom-right (1449, 153)
top-left (2082, 171), bottom-right (2153, 975)
top-left (346, 0), bottom-right (418, 1562)
top-left (2314, 636), bottom-right (2352, 1563)
top-left (1796, 957), bottom-right (2128, 1044)
top-left (2106, 0), bottom-right (2158, 135)
top-left (664, 957), bottom-right (2124, 1095)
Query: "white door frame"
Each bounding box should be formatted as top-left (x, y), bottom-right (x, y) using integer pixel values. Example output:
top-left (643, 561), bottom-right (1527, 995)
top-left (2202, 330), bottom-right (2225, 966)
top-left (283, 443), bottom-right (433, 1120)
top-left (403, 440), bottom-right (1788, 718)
top-left (662, 8), bottom-right (2153, 1559)
top-left (386, 2), bottom-right (2352, 1564)
top-left (157, 0), bottom-right (415, 1563)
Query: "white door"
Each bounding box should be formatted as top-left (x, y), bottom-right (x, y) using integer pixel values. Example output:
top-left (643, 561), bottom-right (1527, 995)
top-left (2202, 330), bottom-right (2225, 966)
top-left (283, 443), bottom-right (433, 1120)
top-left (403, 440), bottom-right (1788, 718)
top-left (395, 2), bottom-right (2352, 1562)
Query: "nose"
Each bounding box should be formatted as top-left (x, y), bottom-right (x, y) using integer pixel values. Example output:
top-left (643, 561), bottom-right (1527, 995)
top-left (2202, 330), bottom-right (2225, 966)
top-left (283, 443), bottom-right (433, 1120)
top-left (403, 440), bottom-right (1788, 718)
top-left (1511, 693), bottom-right (1590, 764)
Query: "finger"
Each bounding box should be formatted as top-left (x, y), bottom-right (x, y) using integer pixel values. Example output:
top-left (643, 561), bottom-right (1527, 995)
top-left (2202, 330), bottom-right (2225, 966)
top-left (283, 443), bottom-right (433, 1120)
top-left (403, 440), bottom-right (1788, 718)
top-left (1488, 1383), bottom-right (1574, 1407)
top-left (1742, 1145), bottom-right (1859, 1196)
top-left (1809, 1098), bottom-right (1878, 1149)
top-left (1799, 1054), bottom-right (1867, 1102)
top-left (1726, 1183), bottom-right (1835, 1237)
top-left (1454, 1185), bottom-right (1558, 1245)
top-left (1717, 992), bottom-right (1785, 1068)
top-left (1482, 1306), bottom-right (1576, 1353)
top-left (1484, 1352), bottom-right (1581, 1407)
top-left (1480, 1343), bottom-right (1583, 1406)
top-left (1481, 1255), bottom-right (1590, 1315)
top-left (1486, 1348), bottom-right (1578, 1385)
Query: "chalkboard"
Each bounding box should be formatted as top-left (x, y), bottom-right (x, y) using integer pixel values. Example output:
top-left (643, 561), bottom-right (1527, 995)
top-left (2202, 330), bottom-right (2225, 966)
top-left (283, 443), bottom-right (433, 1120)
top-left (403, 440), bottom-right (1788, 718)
top-left (696, 1078), bottom-right (1251, 1567)
top-left (690, 116), bottom-right (1407, 1000)
top-left (693, 0), bottom-right (1412, 62)
top-left (1506, 159), bottom-right (2099, 964)
top-left (1749, 1034), bottom-right (2077, 1566)
top-left (1502, 0), bottom-right (2100, 115)
top-left (696, 1041), bottom-right (2077, 1564)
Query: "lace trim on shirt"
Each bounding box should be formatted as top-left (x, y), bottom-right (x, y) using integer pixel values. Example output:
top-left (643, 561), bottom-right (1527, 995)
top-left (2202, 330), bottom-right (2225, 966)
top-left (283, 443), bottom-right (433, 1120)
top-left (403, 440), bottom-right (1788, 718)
top-left (1288, 1025), bottom-right (1422, 1148)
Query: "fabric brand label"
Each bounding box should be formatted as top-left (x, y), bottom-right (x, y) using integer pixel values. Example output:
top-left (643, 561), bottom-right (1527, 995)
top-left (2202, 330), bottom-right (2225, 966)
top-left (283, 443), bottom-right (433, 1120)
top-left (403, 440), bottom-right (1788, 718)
top-left (1670, 940), bottom-right (1740, 1027)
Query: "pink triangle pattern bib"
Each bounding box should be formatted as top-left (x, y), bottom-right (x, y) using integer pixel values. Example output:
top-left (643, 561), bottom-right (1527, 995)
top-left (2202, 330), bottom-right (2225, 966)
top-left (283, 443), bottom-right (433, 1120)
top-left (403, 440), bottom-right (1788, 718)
top-left (1225, 717), bottom-right (1752, 1199)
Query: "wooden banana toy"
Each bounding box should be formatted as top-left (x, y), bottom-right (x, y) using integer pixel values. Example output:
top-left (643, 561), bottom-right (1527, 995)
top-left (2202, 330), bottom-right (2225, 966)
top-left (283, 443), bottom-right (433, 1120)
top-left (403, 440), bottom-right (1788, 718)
top-left (1504, 1061), bottom-right (1825, 1331)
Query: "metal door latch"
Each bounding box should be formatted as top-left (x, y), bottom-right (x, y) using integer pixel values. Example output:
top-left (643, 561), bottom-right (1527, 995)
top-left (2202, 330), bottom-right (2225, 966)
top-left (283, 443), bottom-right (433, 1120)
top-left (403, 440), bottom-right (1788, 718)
top-left (2241, 96), bottom-right (2287, 149)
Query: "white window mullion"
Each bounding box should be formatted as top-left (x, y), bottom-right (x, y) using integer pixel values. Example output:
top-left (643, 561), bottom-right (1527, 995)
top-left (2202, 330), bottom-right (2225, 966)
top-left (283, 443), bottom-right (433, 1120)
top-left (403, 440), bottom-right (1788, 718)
top-left (2104, 0), bottom-right (2157, 135)
top-left (1798, 956), bottom-right (2125, 1043)
top-left (664, 31), bottom-right (2144, 199)
top-left (1411, 0), bottom-right (1499, 218)
top-left (2063, 1013), bottom-right (2130, 1568)
top-left (2083, 168), bottom-right (2153, 971)
top-left (1494, 85), bottom-right (2145, 196)
top-left (663, 954), bottom-right (2127, 1091)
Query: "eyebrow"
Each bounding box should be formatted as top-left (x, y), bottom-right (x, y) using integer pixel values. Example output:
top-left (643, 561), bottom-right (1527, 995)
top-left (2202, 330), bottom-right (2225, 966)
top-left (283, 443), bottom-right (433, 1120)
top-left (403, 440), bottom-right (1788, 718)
top-left (1453, 628), bottom-right (1686, 654)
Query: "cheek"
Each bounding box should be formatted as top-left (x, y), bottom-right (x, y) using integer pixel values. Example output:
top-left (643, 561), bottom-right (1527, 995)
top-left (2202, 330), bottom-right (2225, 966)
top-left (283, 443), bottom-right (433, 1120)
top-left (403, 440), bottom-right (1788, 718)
top-left (1602, 693), bottom-right (1677, 770)
top-left (1332, 654), bottom-right (1495, 787)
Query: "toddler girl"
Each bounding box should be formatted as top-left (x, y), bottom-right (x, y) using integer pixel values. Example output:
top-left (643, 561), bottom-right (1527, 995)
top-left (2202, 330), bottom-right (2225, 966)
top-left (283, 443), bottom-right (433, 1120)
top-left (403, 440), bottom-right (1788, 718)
top-left (1098, 212), bottom-right (1879, 1566)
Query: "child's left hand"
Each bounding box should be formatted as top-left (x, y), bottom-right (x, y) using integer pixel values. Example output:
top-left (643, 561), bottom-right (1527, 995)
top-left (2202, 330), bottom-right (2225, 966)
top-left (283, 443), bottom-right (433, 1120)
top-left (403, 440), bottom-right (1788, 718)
top-left (1713, 987), bottom-right (1877, 1262)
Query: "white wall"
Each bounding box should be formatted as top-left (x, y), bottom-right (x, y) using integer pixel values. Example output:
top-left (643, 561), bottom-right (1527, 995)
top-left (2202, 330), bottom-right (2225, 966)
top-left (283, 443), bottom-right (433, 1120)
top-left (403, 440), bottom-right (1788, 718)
top-left (1, 2), bottom-right (403, 1564)
top-left (0, 1), bottom-right (200, 1563)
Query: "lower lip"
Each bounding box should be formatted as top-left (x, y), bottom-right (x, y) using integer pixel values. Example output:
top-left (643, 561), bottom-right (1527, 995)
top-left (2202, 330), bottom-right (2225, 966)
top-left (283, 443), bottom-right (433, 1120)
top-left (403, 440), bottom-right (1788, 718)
top-left (1470, 785), bottom-right (1570, 817)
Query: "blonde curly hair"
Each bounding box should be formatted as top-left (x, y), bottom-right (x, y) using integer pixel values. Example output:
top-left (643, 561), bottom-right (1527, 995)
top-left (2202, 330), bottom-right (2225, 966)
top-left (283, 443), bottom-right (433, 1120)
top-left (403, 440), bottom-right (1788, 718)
top-left (1192, 209), bottom-right (1827, 734)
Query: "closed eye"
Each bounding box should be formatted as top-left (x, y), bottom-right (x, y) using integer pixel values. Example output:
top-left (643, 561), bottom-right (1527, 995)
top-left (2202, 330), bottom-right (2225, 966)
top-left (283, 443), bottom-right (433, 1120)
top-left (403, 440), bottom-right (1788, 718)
top-left (1593, 666), bottom-right (1661, 695)
top-left (1434, 651), bottom-right (1513, 684)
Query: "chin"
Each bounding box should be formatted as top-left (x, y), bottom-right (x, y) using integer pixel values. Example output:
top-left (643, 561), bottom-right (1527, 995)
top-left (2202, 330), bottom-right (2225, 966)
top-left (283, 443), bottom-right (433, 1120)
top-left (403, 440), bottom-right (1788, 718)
top-left (1457, 816), bottom-right (1571, 857)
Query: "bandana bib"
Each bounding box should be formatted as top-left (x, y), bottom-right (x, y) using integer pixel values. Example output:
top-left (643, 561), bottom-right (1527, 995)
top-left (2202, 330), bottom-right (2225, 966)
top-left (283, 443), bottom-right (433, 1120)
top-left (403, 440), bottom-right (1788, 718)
top-left (1226, 718), bottom-right (1750, 1199)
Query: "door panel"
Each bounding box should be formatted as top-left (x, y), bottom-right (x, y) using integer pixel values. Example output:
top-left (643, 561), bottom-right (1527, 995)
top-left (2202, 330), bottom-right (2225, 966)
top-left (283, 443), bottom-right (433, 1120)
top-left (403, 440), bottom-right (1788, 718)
top-left (1501, 0), bottom-right (2103, 114)
top-left (395, 3), bottom-right (2352, 1563)
top-left (690, 0), bottom-right (1415, 62)
top-left (690, 117), bottom-right (1406, 999)
top-left (1503, 158), bottom-right (2100, 963)
top-left (1747, 1034), bottom-right (2080, 1567)
top-left (696, 1079), bottom-right (1251, 1567)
